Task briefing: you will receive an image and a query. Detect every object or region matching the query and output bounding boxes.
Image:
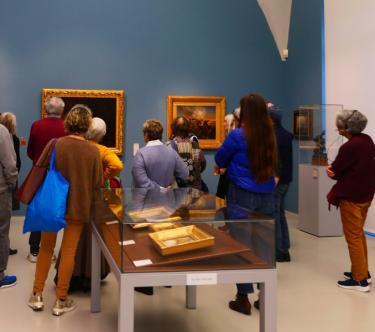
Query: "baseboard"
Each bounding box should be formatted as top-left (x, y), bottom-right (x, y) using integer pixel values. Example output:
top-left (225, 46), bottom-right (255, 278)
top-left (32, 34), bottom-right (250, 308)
top-left (286, 210), bottom-right (298, 218)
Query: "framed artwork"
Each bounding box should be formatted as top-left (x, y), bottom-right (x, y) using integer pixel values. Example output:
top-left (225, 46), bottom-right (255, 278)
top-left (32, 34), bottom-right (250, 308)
top-left (167, 96), bottom-right (226, 149)
top-left (42, 88), bottom-right (125, 155)
top-left (293, 109), bottom-right (313, 140)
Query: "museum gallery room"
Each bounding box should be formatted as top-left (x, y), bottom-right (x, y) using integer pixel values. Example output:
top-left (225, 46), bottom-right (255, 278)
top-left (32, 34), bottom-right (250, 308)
top-left (0, 0), bottom-right (375, 332)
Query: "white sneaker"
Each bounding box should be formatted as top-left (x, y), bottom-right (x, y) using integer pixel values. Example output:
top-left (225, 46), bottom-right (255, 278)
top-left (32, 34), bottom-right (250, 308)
top-left (52, 298), bottom-right (76, 316)
top-left (27, 253), bottom-right (38, 263)
top-left (27, 253), bottom-right (56, 263)
top-left (28, 293), bottom-right (44, 311)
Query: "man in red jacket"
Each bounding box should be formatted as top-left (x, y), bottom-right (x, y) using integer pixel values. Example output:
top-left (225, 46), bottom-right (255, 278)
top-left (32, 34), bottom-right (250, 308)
top-left (26, 96), bottom-right (66, 262)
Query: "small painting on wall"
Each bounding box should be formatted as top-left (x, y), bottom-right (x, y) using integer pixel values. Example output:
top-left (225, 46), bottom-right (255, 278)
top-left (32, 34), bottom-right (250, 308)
top-left (293, 109), bottom-right (313, 140)
top-left (42, 88), bottom-right (125, 155)
top-left (167, 96), bottom-right (225, 149)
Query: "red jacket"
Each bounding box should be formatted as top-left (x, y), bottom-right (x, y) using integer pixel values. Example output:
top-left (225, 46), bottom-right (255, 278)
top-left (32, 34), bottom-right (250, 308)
top-left (27, 117), bottom-right (66, 164)
top-left (331, 133), bottom-right (375, 203)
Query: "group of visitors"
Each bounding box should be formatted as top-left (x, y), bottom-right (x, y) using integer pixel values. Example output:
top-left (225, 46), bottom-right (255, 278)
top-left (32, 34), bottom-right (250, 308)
top-left (0, 98), bottom-right (123, 316)
top-left (0, 92), bottom-right (373, 319)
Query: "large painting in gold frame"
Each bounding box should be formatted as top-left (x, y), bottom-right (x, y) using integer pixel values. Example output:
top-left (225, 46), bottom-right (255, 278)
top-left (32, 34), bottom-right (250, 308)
top-left (167, 96), bottom-right (225, 149)
top-left (42, 88), bottom-right (125, 155)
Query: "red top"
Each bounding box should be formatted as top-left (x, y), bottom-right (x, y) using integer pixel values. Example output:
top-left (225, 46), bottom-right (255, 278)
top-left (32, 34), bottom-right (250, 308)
top-left (331, 133), bottom-right (375, 203)
top-left (27, 117), bottom-right (66, 164)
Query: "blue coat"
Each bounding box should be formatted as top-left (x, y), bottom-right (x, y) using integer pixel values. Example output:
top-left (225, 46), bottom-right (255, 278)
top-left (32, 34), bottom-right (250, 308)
top-left (215, 128), bottom-right (275, 193)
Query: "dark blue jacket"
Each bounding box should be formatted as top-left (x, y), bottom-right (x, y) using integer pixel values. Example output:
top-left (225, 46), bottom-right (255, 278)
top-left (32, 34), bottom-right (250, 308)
top-left (274, 125), bottom-right (293, 184)
top-left (215, 128), bottom-right (275, 193)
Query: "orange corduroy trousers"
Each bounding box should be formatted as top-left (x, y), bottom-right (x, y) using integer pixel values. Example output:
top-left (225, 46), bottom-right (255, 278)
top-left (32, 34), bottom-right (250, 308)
top-left (340, 199), bottom-right (372, 281)
top-left (33, 221), bottom-right (84, 300)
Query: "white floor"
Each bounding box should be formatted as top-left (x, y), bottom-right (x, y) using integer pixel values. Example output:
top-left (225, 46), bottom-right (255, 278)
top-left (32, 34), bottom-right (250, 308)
top-left (1, 215), bottom-right (375, 332)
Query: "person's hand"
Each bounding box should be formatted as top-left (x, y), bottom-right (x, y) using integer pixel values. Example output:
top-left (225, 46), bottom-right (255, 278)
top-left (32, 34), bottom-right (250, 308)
top-left (219, 168), bottom-right (227, 175)
top-left (274, 176), bottom-right (280, 186)
top-left (326, 166), bottom-right (335, 178)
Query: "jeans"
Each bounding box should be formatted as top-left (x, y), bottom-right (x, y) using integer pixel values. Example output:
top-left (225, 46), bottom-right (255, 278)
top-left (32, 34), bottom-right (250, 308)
top-left (274, 183), bottom-right (290, 255)
top-left (0, 191), bottom-right (12, 280)
top-left (340, 199), bottom-right (372, 281)
top-left (29, 231), bottom-right (41, 254)
top-left (227, 183), bottom-right (275, 295)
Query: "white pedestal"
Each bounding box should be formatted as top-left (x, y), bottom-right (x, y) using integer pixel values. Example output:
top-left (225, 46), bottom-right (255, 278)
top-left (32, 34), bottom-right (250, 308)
top-left (298, 164), bottom-right (343, 237)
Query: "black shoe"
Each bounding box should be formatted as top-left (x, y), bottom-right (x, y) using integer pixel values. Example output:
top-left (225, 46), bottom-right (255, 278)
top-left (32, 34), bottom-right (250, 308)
top-left (9, 248), bottom-right (18, 255)
top-left (228, 293), bottom-right (251, 315)
top-left (135, 287), bottom-right (154, 296)
top-left (337, 278), bottom-right (370, 292)
top-left (344, 271), bottom-right (372, 284)
top-left (254, 299), bottom-right (260, 310)
top-left (276, 252), bottom-right (291, 262)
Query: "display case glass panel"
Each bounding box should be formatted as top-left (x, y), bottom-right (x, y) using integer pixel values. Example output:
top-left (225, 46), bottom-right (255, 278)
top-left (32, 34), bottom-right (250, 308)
top-left (295, 104), bottom-right (344, 236)
top-left (294, 104), bottom-right (344, 165)
top-left (92, 188), bottom-right (275, 273)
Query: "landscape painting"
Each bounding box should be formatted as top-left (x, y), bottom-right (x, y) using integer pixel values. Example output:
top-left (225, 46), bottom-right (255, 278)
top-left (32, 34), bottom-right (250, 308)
top-left (167, 96), bottom-right (225, 149)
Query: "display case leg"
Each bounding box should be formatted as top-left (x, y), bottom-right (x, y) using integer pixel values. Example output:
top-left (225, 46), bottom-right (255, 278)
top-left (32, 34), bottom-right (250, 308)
top-left (119, 277), bottom-right (134, 332)
top-left (259, 272), bottom-right (277, 332)
top-left (186, 285), bottom-right (197, 309)
top-left (91, 232), bottom-right (101, 313)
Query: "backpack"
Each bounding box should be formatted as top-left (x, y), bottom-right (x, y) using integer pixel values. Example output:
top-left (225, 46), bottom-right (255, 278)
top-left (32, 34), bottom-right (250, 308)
top-left (169, 138), bottom-right (203, 189)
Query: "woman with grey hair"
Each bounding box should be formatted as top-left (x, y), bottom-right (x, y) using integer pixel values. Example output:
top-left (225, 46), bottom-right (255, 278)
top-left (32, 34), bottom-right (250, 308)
top-left (327, 110), bottom-right (375, 292)
top-left (86, 117), bottom-right (123, 184)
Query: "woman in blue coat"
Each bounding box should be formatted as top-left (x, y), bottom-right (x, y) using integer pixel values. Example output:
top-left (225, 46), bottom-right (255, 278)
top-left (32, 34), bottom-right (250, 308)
top-left (215, 93), bottom-right (277, 315)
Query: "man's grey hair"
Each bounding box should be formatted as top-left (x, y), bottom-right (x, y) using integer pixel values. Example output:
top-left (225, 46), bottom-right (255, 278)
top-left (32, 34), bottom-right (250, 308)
top-left (86, 117), bottom-right (107, 142)
top-left (45, 96), bottom-right (65, 116)
top-left (336, 110), bottom-right (368, 134)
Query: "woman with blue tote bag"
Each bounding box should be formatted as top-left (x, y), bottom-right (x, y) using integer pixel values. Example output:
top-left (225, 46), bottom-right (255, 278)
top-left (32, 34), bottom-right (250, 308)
top-left (27, 105), bottom-right (103, 316)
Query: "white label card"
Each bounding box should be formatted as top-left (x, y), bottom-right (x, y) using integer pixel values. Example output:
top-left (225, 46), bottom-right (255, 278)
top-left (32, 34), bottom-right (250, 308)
top-left (119, 240), bottom-right (135, 246)
top-left (106, 220), bottom-right (119, 225)
top-left (133, 259), bottom-right (153, 267)
top-left (187, 273), bottom-right (217, 285)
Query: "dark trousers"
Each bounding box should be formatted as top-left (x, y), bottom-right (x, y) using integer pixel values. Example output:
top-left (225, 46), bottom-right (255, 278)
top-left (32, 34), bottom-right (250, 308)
top-left (275, 183), bottom-right (290, 255)
top-left (227, 183), bottom-right (276, 295)
top-left (0, 191), bottom-right (12, 280)
top-left (29, 231), bottom-right (41, 253)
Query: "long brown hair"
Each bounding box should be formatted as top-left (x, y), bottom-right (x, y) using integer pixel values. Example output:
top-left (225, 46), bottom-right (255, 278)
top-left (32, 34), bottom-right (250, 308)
top-left (239, 94), bottom-right (277, 183)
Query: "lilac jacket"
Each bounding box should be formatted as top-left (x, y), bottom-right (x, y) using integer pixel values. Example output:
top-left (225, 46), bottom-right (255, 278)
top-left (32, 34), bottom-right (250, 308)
top-left (132, 140), bottom-right (188, 189)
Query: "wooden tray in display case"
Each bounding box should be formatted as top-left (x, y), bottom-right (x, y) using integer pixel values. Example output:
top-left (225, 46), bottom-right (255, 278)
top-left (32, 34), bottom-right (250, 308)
top-left (148, 225), bottom-right (215, 256)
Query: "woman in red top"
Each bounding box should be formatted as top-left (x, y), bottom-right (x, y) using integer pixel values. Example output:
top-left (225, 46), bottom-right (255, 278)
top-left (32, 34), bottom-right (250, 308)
top-left (327, 110), bottom-right (375, 292)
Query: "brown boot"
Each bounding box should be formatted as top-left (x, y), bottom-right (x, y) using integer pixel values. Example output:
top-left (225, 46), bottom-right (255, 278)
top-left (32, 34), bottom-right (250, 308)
top-left (228, 293), bottom-right (251, 315)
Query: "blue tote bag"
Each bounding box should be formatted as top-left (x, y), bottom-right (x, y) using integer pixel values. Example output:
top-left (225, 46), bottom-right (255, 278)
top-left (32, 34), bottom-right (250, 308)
top-left (23, 147), bottom-right (69, 233)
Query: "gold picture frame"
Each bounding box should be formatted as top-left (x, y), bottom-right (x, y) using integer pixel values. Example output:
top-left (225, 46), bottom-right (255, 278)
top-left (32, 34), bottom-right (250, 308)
top-left (42, 88), bottom-right (125, 155)
top-left (167, 96), bottom-right (226, 149)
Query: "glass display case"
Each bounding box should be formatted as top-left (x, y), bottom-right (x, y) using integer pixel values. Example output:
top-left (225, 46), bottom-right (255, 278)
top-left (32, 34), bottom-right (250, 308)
top-left (295, 104), bottom-right (344, 236)
top-left (294, 104), bottom-right (344, 165)
top-left (90, 187), bottom-right (277, 332)
top-left (92, 187), bottom-right (275, 273)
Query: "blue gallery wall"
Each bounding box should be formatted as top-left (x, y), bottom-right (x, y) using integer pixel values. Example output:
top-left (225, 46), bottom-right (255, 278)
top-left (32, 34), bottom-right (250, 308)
top-left (283, 0), bottom-right (324, 212)
top-left (0, 0), bottom-right (287, 202)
